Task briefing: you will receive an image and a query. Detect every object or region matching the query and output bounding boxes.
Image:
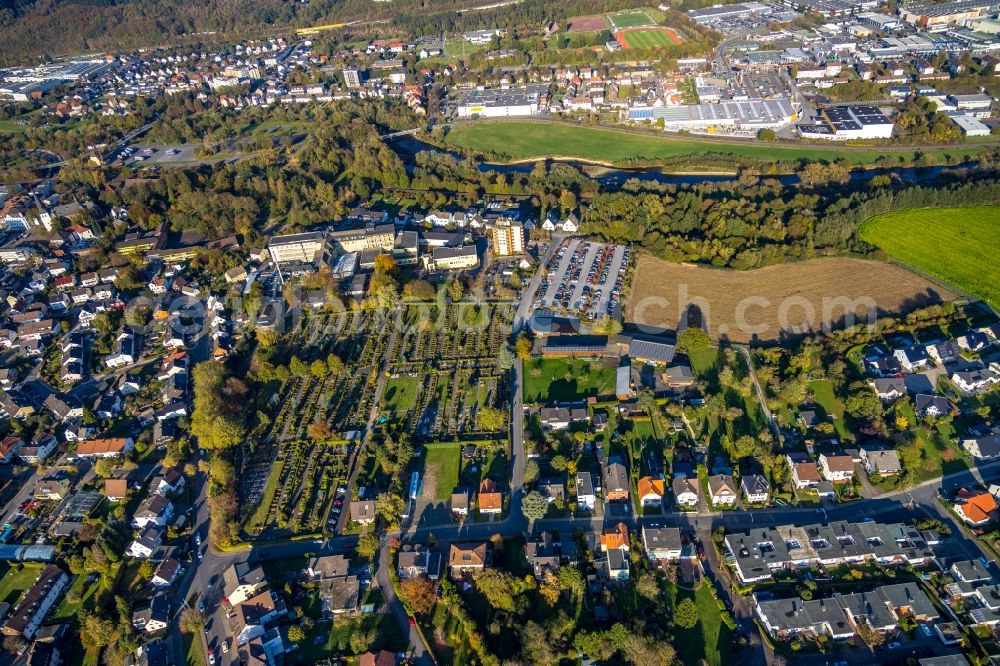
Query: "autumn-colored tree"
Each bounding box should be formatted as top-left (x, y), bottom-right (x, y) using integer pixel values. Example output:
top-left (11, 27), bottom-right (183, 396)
top-left (400, 574), bottom-right (437, 615)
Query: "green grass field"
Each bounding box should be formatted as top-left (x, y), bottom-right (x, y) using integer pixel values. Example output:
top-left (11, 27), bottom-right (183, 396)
top-left (807, 379), bottom-right (853, 442)
top-left (622, 28), bottom-right (677, 48)
top-left (0, 563), bottom-right (42, 605)
top-left (668, 581), bottom-right (737, 666)
top-left (859, 206), bottom-right (1000, 309)
top-left (0, 119), bottom-right (26, 134)
top-left (523, 357), bottom-right (616, 402)
top-left (609, 10), bottom-right (656, 28)
top-left (384, 377), bottom-right (420, 422)
top-left (423, 442), bottom-right (461, 500)
top-left (443, 121), bottom-right (995, 167)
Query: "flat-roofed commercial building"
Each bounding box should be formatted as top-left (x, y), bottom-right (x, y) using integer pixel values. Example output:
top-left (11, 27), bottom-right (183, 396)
top-left (900, 0), bottom-right (992, 28)
top-left (797, 105), bottom-right (894, 140)
top-left (629, 98), bottom-right (796, 131)
top-left (268, 231), bottom-right (329, 264)
top-left (422, 246), bottom-right (479, 271)
top-left (330, 224), bottom-right (395, 254)
top-left (457, 84), bottom-right (549, 118)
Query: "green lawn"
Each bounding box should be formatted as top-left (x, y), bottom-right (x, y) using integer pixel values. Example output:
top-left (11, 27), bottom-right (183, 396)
top-left (807, 379), bottom-right (853, 442)
top-left (0, 119), bottom-right (26, 134)
top-left (297, 611), bottom-right (405, 663)
top-left (0, 562), bottom-right (42, 605)
top-left (52, 573), bottom-right (101, 621)
top-left (668, 581), bottom-right (737, 666)
top-left (609, 10), bottom-right (656, 27)
top-left (444, 121), bottom-right (995, 167)
top-left (523, 357), bottom-right (616, 402)
top-left (423, 442), bottom-right (461, 500)
top-left (384, 377), bottom-right (420, 422)
top-left (426, 602), bottom-right (478, 664)
top-left (184, 629), bottom-right (207, 666)
top-left (622, 28), bottom-right (676, 48)
top-left (859, 206), bottom-right (1000, 309)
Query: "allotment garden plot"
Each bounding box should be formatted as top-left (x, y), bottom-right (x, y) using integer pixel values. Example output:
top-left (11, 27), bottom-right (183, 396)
top-left (241, 309), bottom-right (391, 538)
top-left (385, 302), bottom-right (514, 441)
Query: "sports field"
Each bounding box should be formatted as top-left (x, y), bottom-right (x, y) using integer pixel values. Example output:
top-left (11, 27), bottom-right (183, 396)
top-left (859, 206), bottom-right (1000, 309)
top-left (619, 27), bottom-right (683, 48)
top-left (567, 14), bottom-right (609, 32)
top-left (443, 121), bottom-right (994, 166)
top-left (608, 10), bottom-right (657, 29)
top-left (626, 255), bottom-right (954, 342)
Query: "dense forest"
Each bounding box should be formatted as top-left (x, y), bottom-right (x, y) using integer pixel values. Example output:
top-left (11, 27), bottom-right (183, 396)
top-left (0, 0), bottom-right (724, 64)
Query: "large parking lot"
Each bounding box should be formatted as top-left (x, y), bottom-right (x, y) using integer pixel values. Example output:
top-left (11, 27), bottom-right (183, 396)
top-left (535, 239), bottom-right (630, 321)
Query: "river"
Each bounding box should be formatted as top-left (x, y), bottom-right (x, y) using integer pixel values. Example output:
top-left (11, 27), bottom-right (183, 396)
top-left (387, 135), bottom-right (984, 188)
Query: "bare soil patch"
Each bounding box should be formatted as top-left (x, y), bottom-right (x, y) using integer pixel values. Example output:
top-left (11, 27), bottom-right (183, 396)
top-left (626, 255), bottom-right (954, 343)
top-left (567, 14), bottom-right (610, 32)
top-left (421, 464), bottom-right (438, 500)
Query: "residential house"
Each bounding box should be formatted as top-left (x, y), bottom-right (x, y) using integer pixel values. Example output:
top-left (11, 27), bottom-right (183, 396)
top-left (788, 455), bottom-right (821, 489)
top-left (397, 548), bottom-right (441, 581)
top-left (959, 331), bottom-right (990, 353)
top-left (927, 340), bottom-right (961, 364)
top-left (318, 575), bottom-right (359, 616)
top-left (606, 547), bottom-right (630, 582)
top-left (538, 404), bottom-right (588, 430)
top-left (450, 487), bottom-right (470, 517)
top-left (860, 447), bottom-right (902, 477)
top-left (132, 495), bottom-right (174, 529)
top-left (673, 476), bottom-right (699, 508)
top-left (871, 377), bottom-right (906, 402)
top-left (74, 437), bottom-right (134, 459)
top-left (231, 591), bottom-right (286, 646)
top-left (741, 474), bottom-right (770, 504)
top-left (950, 559), bottom-right (992, 583)
top-left (34, 478), bottom-right (70, 501)
top-left (914, 394), bottom-right (954, 418)
top-left (637, 475), bottom-right (665, 508)
top-left (963, 434), bottom-right (1000, 460)
top-left (956, 491), bottom-right (997, 526)
top-left (448, 542), bottom-right (490, 579)
top-left (126, 526), bottom-right (163, 559)
top-left (478, 478), bottom-right (503, 515)
top-left (306, 554), bottom-right (350, 580)
top-left (537, 477), bottom-right (566, 503)
top-left (151, 558), bottom-right (180, 587)
top-left (819, 454), bottom-right (854, 483)
top-left (132, 595), bottom-right (170, 633)
top-left (754, 582), bottom-right (937, 641)
top-left (525, 532), bottom-right (561, 579)
top-left (0, 435), bottom-right (23, 463)
top-left (894, 346), bottom-right (930, 371)
top-left (360, 650), bottom-right (397, 666)
top-left (19, 434), bottom-right (59, 463)
top-left (576, 472), bottom-right (596, 510)
top-left (223, 562), bottom-right (267, 607)
top-left (708, 474), bottom-right (738, 507)
top-left (600, 523), bottom-right (629, 552)
top-left (604, 458), bottom-right (630, 502)
top-left (349, 499), bottom-right (376, 525)
top-left (641, 523), bottom-right (682, 560)
top-left (151, 468), bottom-right (185, 496)
top-left (952, 368), bottom-right (997, 394)
top-left (0, 565), bottom-right (69, 639)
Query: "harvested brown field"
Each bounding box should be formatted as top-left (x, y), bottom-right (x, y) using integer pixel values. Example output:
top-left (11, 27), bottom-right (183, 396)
top-left (567, 14), bottom-right (610, 32)
top-left (626, 255), bottom-right (955, 343)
